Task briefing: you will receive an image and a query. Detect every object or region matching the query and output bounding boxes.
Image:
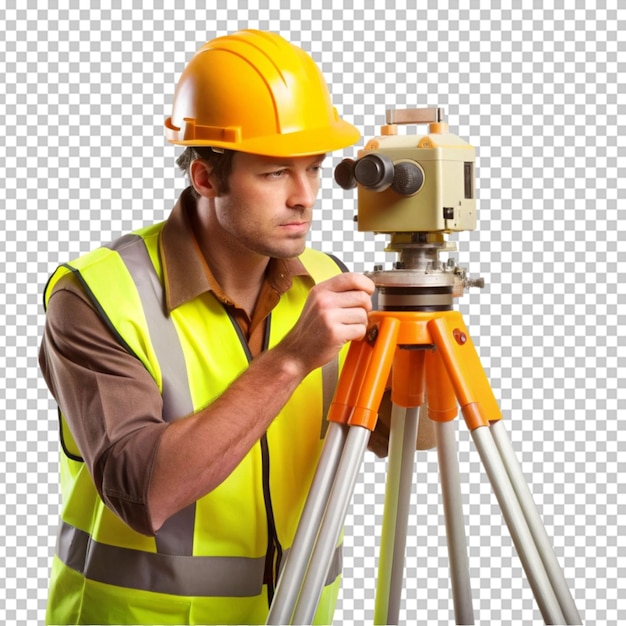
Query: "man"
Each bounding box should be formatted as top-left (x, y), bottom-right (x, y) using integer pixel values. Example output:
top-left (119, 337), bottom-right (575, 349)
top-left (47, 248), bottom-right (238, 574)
top-left (40, 30), bottom-right (374, 625)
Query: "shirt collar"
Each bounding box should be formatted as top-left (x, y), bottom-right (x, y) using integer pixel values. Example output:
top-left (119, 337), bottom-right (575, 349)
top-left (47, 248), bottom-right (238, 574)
top-left (160, 187), bottom-right (311, 313)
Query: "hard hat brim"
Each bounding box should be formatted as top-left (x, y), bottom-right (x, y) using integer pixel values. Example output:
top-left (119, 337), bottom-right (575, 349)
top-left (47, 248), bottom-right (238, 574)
top-left (166, 118), bottom-right (361, 157)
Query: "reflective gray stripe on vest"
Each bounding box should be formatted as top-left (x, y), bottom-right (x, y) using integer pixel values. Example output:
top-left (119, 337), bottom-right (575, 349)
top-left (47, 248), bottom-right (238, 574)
top-left (107, 234), bottom-right (194, 422)
top-left (57, 521), bottom-right (342, 597)
top-left (107, 234), bottom-right (196, 556)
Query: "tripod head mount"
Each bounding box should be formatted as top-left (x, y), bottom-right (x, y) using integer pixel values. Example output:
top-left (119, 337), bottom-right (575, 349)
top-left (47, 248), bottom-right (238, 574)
top-left (334, 107), bottom-right (484, 310)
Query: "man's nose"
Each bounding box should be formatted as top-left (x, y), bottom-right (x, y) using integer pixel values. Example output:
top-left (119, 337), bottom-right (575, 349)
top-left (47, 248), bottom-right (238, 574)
top-left (287, 173), bottom-right (317, 209)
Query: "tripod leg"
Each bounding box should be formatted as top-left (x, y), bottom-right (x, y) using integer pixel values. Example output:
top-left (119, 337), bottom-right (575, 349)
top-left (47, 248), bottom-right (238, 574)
top-left (291, 425), bottom-right (371, 625)
top-left (435, 419), bottom-right (475, 626)
top-left (277, 317), bottom-right (401, 623)
top-left (429, 312), bottom-right (571, 624)
top-left (472, 425), bottom-right (566, 624)
top-left (490, 420), bottom-right (582, 624)
top-left (427, 347), bottom-right (475, 625)
top-left (374, 403), bottom-right (420, 626)
top-left (267, 421), bottom-right (349, 625)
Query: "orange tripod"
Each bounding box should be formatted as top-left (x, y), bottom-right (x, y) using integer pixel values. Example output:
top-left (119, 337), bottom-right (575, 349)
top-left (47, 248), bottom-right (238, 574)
top-left (267, 308), bottom-right (581, 624)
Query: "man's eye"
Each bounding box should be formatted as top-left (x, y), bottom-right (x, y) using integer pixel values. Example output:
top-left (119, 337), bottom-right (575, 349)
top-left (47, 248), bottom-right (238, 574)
top-left (266, 169), bottom-right (286, 179)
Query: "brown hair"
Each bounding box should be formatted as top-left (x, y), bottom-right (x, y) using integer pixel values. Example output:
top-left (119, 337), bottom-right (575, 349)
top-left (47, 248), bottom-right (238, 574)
top-left (176, 147), bottom-right (235, 197)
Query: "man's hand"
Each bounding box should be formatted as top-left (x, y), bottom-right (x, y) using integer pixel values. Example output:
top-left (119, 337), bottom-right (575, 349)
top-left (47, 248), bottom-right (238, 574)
top-left (277, 272), bottom-right (375, 376)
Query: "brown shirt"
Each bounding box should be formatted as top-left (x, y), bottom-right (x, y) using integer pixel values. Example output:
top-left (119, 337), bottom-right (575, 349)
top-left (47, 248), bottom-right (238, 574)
top-left (39, 188), bottom-right (311, 535)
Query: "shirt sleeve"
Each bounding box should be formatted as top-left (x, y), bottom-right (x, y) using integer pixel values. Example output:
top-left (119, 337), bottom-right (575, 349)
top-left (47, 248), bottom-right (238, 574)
top-left (39, 273), bottom-right (169, 535)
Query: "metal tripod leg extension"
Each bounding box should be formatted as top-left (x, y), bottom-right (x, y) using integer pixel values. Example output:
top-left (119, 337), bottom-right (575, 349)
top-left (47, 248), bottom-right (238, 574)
top-left (268, 316), bottom-right (401, 624)
top-left (471, 425), bottom-right (566, 624)
top-left (266, 421), bottom-right (348, 624)
top-left (267, 340), bottom-right (373, 624)
top-left (435, 419), bottom-right (475, 625)
top-left (426, 347), bottom-right (475, 625)
top-left (291, 425), bottom-right (371, 624)
top-left (374, 403), bottom-right (419, 625)
top-left (490, 420), bottom-right (582, 624)
top-left (374, 347), bottom-right (425, 625)
top-left (429, 311), bottom-right (580, 624)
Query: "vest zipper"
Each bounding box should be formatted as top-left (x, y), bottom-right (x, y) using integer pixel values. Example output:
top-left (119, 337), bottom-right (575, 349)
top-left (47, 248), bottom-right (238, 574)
top-left (260, 432), bottom-right (283, 605)
top-left (226, 311), bottom-right (283, 605)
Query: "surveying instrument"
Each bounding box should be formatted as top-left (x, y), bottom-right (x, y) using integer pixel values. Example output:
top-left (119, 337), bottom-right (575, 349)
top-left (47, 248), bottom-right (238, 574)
top-left (266, 108), bottom-right (581, 625)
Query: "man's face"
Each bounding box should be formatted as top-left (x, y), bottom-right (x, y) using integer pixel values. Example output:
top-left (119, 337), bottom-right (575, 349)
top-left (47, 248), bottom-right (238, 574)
top-left (210, 151), bottom-right (326, 260)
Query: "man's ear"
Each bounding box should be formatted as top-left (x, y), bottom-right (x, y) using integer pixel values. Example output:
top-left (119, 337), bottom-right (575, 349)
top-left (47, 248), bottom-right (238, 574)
top-left (190, 160), bottom-right (219, 198)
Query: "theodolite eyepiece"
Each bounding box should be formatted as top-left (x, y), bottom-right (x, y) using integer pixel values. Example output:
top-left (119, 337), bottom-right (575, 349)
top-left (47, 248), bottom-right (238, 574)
top-left (335, 154), bottom-right (426, 196)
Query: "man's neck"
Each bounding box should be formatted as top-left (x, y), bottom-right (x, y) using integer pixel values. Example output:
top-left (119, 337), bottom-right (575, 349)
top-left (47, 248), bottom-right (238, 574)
top-left (206, 248), bottom-right (269, 317)
top-left (191, 199), bottom-right (270, 317)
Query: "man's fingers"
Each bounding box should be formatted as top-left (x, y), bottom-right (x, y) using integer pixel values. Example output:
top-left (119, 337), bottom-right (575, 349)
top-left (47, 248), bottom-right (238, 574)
top-left (323, 272), bottom-right (376, 296)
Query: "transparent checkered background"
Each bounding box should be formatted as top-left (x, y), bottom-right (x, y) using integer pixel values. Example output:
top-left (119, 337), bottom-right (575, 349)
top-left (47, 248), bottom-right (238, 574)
top-left (1, 2), bottom-right (624, 624)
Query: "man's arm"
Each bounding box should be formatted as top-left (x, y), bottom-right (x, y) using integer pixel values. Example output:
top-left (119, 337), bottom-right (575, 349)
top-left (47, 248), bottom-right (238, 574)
top-left (41, 272), bottom-right (374, 535)
top-left (40, 279), bottom-right (169, 534)
top-left (147, 272), bottom-right (374, 532)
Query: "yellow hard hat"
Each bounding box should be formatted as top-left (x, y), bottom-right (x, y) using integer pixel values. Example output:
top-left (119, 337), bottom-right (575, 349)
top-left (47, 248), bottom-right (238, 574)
top-left (165, 30), bottom-right (360, 156)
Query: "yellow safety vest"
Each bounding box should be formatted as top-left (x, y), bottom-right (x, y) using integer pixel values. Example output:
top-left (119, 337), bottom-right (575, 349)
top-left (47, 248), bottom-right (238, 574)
top-left (44, 222), bottom-right (346, 625)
